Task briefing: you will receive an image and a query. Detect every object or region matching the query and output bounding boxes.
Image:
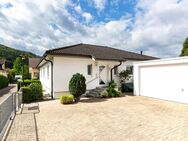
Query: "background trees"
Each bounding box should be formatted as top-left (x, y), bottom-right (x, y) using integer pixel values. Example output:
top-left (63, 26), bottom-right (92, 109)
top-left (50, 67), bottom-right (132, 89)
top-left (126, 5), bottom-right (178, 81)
top-left (12, 57), bottom-right (30, 80)
top-left (180, 37), bottom-right (188, 56)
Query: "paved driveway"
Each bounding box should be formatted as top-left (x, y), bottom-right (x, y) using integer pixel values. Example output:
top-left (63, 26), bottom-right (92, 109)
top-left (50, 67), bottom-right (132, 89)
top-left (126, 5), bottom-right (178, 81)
top-left (6, 96), bottom-right (188, 141)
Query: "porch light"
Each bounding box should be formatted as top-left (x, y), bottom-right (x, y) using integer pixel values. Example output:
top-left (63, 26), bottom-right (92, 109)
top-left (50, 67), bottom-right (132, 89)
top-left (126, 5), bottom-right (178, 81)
top-left (92, 56), bottom-right (95, 61)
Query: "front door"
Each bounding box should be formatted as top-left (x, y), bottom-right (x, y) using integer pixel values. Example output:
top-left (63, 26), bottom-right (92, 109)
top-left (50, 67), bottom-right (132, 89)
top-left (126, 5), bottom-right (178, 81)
top-left (99, 65), bottom-right (107, 85)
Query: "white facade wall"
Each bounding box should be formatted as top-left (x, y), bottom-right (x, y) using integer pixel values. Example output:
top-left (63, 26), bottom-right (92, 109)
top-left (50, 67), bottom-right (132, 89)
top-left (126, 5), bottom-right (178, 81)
top-left (53, 56), bottom-right (120, 94)
top-left (39, 55), bottom-right (140, 98)
top-left (134, 57), bottom-right (188, 104)
top-left (39, 61), bottom-right (52, 95)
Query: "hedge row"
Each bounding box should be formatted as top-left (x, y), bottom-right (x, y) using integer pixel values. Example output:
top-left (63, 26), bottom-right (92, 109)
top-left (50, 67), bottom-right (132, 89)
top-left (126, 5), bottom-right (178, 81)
top-left (22, 81), bottom-right (43, 103)
top-left (17, 79), bottom-right (41, 91)
top-left (0, 75), bottom-right (9, 89)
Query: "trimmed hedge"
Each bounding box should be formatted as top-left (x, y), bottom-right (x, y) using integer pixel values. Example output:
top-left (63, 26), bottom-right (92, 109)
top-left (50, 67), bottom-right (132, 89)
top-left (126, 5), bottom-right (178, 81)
top-left (0, 75), bottom-right (9, 89)
top-left (21, 80), bottom-right (43, 103)
top-left (30, 82), bottom-right (43, 101)
top-left (22, 87), bottom-right (32, 103)
top-left (17, 79), bottom-right (41, 91)
top-left (60, 94), bottom-right (74, 104)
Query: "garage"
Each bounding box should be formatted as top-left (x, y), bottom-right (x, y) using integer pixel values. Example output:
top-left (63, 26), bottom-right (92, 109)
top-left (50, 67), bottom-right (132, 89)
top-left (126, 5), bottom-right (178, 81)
top-left (134, 57), bottom-right (188, 104)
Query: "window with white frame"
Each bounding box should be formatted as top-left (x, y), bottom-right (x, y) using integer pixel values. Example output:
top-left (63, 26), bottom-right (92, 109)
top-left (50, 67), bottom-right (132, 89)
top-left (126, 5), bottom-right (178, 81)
top-left (40, 69), bottom-right (42, 77)
top-left (47, 65), bottom-right (49, 78)
top-left (87, 64), bottom-right (92, 75)
top-left (114, 66), bottom-right (118, 75)
top-left (43, 67), bottom-right (45, 77)
top-left (126, 65), bottom-right (133, 74)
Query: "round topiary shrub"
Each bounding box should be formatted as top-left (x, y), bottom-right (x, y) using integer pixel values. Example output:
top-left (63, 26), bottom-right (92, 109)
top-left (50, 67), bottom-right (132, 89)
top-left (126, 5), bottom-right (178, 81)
top-left (60, 94), bottom-right (74, 104)
top-left (69, 73), bottom-right (86, 102)
top-left (0, 74), bottom-right (9, 89)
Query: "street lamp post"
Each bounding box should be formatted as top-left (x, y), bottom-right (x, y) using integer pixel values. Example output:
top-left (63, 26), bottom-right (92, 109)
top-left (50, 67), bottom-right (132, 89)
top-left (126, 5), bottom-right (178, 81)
top-left (20, 55), bottom-right (25, 86)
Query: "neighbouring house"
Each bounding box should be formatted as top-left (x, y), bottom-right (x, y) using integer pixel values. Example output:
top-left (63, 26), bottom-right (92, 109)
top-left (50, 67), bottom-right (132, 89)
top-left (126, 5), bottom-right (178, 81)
top-left (37, 43), bottom-right (157, 99)
top-left (29, 58), bottom-right (40, 79)
top-left (0, 59), bottom-right (7, 76)
top-left (134, 56), bottom-right (188, 104)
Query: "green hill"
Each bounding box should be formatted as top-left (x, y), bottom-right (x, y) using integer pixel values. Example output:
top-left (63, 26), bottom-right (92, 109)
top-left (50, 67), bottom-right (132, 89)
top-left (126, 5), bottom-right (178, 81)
top-left (0, 44), bottom-right (39, 68)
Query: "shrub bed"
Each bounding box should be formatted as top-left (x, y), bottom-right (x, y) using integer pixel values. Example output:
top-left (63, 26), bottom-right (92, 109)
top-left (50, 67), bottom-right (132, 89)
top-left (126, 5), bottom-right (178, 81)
top-left (100, 90), bottom-right (108, 98)
top-left (107, 80), bottom-right (123, 97)
top-left (0, 75), bottom-right (9, 89)
top-left (60, 94), bottom-right (74, 104)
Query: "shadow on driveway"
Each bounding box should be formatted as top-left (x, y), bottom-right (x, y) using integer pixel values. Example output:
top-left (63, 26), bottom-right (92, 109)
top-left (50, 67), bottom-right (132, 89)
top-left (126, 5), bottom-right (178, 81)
top-left (79, 97), bottom-right (108, 103)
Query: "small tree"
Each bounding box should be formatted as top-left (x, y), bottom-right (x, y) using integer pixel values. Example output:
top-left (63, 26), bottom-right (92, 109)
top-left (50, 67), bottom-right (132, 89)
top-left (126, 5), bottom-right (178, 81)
top-left (7, 69), bottom-right (15, 83)
top-left (180, 37), bottom-right (188, 56)
top-left (13, 57), bottom-right (30, 79)
top-left (69, 73), bottom-right (86, 102)
top-left (119, 70), bottom-right (130, 83)
top-left (23, 65), bottom-right (30, 79)
top-left (13, 57), bottom-right (22, 75)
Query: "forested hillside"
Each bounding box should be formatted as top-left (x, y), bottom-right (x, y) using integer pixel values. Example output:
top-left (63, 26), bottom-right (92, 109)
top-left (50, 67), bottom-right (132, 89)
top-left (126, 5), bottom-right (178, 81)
top-left (0, 44), bottom-right (38, 68)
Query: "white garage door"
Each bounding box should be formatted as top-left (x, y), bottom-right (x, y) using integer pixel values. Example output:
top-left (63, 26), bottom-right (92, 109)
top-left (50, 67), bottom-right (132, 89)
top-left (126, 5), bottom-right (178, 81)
top-left (140, 64), bottom-right (188, 104)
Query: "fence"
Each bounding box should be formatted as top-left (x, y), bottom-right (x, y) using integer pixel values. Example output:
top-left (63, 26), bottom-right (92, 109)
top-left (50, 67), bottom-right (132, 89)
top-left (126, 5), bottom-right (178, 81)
top-left (0, 92), bottom-right (22, 140)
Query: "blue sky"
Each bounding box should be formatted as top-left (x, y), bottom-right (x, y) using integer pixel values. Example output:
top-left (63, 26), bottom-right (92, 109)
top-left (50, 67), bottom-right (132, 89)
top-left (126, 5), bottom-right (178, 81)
top-left (0, 0), bottom-right (188, 58)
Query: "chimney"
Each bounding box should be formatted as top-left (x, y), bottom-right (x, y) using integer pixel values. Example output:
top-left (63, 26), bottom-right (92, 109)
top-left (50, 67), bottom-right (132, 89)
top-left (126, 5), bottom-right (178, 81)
top-left (140, 51), bottom-right (143, 55)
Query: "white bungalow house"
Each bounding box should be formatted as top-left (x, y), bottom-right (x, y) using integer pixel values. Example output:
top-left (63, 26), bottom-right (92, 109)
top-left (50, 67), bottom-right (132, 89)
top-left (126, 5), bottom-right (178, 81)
top-left (37, 43), bottom-right (157, 99)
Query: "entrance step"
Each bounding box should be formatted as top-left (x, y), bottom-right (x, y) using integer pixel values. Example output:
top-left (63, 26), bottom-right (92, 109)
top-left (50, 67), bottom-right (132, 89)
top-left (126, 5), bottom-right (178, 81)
top-left (85, 86), bottom-right (108, 98)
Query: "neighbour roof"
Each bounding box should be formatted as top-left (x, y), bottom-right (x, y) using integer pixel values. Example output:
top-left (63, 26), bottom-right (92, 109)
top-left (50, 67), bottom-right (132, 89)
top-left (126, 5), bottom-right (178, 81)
top-left (0, 59), bottom-right (5, 65)
top-left (29, 58), bottom-right (41, 68)
top-left (44, 43), bottom-right (158, 61)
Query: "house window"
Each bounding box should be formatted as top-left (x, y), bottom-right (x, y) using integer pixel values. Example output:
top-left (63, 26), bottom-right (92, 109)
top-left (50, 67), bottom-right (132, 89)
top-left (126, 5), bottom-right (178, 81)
top-left (34, 72), bottom-right (39, 78)
top-left (126, 65), bottom-right (133, 74)
top-left (87, 64), bottom-right (92, 75)
top-left (114, 66), bottom-right (118, 75)
top-left (47, 65), bottom-right (49, 78)
top-left (43, 67), bottom-right (45, 77)
top-left (40, 69), bottom-right (42, 77)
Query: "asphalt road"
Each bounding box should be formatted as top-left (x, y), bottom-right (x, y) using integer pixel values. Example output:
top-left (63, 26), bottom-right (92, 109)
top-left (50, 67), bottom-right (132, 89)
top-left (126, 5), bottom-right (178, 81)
top-left (0, 84), bottom-right (17, 102)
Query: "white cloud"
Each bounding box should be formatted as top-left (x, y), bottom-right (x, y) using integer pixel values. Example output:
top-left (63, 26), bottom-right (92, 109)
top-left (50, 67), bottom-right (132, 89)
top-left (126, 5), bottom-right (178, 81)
top-left (92, 0), bottom-right (106, 11)
top-left (126, 0), bottom-right (188, 58)
top-left (75, 5), bottom-right (93, 22)
top-left (0, 0), bottom-right (188, 58)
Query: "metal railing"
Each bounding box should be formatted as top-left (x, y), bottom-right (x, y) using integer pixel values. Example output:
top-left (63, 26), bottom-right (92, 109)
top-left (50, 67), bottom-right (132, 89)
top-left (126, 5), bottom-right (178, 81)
top-left (0, 91), bottom-right (22, 140)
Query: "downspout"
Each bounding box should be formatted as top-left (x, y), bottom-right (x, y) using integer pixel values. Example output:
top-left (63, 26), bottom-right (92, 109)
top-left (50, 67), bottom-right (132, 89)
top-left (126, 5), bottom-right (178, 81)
top-left (110, 61), bottom-right (122, 81)
top-left (44, 57), bottom-right (53, 99)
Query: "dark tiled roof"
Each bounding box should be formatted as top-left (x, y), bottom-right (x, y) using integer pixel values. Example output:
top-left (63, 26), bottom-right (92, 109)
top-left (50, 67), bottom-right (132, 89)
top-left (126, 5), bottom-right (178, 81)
top-left (0, 59), bottom-right (5, 65)
top-left (45, 44), bottom-right (158, 61)
top-left (29, 58), bottom-right (41, 68)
